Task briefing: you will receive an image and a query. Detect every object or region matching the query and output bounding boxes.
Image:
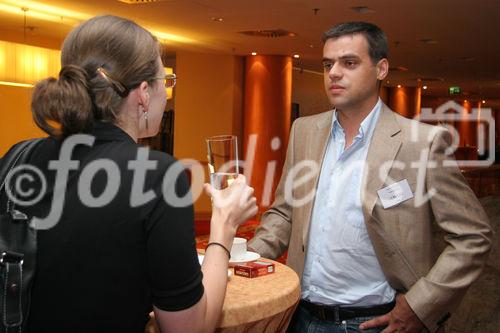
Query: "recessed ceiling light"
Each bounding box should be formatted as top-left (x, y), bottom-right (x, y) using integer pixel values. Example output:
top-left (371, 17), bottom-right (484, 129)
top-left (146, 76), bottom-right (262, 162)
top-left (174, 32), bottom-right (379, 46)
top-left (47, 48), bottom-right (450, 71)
top-left (350, 6), bottom-right (375, 14)
top-left (464, 99), bottom-right (468, 103)
top-left (251, 52), bottom-right (257, 56)
top-left (419, 38), bottom-right (438, 44)
top-left (397, 84), bottom-right (402, 88)
top-left (293, 54), bottom-right (300, 59)
top-left (309, 44), bottom-right (314, 48)
top-left (482, 100), bottom-right (486, 104)
top-left (423, 85), bottom-right (428, 90)
top-left (211, 17), bottom-right (223, 22)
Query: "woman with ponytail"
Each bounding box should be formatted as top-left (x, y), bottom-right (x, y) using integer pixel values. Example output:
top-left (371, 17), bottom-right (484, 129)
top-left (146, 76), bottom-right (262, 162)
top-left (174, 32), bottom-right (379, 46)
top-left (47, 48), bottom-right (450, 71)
top-left (14, 15), bottom-right (257, 333)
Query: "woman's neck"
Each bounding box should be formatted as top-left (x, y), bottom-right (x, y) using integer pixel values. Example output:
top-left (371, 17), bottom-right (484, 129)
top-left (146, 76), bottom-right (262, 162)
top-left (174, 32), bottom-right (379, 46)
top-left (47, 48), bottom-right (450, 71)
top-left (115, 113), bottom-right (139, 143)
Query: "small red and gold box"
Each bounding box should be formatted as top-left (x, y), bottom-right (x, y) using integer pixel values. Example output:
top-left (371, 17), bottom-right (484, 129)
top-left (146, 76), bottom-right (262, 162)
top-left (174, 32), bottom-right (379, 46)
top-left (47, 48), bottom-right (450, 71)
top-left (234, 261), bottom-right (275, 278)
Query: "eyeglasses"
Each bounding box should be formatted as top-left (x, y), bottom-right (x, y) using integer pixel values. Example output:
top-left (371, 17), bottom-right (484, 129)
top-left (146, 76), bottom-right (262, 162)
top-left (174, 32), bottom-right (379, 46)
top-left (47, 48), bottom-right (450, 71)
top-left (154, 73), bottom-right (177, 88)
top-left (96, 67), bottom-right (177, 98)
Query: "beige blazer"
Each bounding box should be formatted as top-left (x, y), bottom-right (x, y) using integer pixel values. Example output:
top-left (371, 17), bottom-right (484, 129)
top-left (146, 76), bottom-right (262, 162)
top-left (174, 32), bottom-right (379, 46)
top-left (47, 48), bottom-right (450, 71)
top-left (248, 104), bottom-right (492, 332)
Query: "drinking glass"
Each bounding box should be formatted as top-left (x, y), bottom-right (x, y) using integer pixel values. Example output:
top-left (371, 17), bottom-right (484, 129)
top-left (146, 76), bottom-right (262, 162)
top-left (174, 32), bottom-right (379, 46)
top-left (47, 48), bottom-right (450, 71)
top-left (206, 135), bottom-right (239, 190)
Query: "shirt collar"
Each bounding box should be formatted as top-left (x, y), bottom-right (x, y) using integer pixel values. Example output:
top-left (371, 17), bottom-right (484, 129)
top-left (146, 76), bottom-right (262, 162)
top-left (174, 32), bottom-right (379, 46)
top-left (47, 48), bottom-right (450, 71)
top-left (331, 98), bottom-right (382, 143)
top-left (91, 121), bottom-right (136, 143)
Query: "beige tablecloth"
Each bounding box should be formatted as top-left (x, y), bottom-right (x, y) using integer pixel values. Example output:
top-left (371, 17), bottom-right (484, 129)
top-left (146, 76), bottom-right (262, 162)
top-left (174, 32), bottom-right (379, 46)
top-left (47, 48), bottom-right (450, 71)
top-left (146, 258), bottom-right (300, 333)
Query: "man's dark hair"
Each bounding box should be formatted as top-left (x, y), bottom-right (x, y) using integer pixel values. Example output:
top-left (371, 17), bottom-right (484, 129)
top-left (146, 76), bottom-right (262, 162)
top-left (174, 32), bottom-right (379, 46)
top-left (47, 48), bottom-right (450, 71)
top-left (322, 22), bottom-right (388, 63)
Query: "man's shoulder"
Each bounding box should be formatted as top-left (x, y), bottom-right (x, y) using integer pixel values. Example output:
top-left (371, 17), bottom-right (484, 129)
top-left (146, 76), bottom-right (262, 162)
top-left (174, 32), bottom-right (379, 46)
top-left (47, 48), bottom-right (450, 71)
top-left (293, 110), bottom-right (334, 129)
top-left (383, 106), bottom-right (447, 139)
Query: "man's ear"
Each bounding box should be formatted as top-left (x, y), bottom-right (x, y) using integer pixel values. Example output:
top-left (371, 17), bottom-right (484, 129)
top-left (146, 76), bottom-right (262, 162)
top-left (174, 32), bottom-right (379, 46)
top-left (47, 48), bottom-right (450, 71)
top-left (137, 81), bottom-right (150, 110)
top-left (376, 58), bottom-right (389, 81)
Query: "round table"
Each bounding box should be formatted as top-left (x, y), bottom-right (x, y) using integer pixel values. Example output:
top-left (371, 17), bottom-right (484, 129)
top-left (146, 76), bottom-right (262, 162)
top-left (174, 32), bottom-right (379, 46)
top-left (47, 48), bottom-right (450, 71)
top-left (146, 258), bottom-right (300, 333)
top-left (217, 258), bottom-right (300, 332)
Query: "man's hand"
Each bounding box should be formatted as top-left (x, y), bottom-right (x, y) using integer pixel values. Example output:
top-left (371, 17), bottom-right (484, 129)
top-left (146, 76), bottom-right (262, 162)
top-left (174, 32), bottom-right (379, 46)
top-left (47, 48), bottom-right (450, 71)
top-left (359, 294), bottom-right (425, 333)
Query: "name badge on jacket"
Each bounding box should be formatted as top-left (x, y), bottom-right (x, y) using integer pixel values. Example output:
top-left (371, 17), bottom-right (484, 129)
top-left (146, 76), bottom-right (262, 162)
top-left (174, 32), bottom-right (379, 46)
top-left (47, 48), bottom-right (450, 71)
top-left (377, 179), bottom-right (414, 209)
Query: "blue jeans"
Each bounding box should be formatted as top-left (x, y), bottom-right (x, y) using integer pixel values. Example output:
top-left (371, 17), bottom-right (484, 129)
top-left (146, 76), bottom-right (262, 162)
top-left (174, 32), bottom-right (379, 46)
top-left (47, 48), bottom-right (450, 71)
top-left (287, 303), bottom-right (385, 333)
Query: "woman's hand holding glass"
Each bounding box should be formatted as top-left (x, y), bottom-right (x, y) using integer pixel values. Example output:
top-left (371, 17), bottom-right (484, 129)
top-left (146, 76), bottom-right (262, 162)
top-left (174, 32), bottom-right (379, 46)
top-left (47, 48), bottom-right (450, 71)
top-left (204, 174), bottom-right (257, 250)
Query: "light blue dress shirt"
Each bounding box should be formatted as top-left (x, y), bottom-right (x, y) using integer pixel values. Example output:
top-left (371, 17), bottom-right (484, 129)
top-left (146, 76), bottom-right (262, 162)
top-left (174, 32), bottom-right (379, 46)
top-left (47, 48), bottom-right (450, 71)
top-left (301, 99), bottom-right (396, 306)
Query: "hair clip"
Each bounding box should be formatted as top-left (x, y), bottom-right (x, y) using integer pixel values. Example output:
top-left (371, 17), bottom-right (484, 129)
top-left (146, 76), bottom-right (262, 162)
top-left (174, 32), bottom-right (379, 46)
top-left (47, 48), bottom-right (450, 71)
top-left (96, 67), bottom-right (129, 98)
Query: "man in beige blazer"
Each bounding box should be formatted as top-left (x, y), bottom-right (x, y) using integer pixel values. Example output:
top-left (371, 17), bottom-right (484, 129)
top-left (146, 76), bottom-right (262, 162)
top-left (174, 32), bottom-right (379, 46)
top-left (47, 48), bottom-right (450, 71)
top-left (248, 22), bottom-right (492, 333)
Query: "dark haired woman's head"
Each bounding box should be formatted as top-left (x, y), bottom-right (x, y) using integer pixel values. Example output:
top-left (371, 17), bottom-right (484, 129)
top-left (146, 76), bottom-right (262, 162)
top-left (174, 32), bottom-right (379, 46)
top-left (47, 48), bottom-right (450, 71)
top-left (322, 22), bottom-right (388, 64)
top-left (32, 15), bottom-right (165, 138)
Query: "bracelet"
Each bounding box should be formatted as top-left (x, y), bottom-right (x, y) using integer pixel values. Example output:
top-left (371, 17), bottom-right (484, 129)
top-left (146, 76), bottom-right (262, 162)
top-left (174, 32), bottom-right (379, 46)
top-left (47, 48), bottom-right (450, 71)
top-left (205, 242), bottom-right (231, 260)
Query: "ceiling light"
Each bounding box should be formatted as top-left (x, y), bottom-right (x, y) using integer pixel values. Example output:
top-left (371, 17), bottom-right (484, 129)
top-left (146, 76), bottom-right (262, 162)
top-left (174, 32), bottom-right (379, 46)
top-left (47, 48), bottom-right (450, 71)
top-left (1, 0), bottom-right (89, 20)
top-left (397, 84), bottom-right (402, 88)
top-left (211, 17), bottom-right (223, 22)
top-left (423, 85), bottom-right (428, 90)
top-left (0, 2), bottom-right (85, 25)
top-left (482, 100), bottom-right (486, 104)
top-left (150, 30), bottom-right (196, 44)
top-left (464, 99), bottom-right (468, 103)
top-left (0, 81), bottom-right (34, 88)
top-left (0, 1), bottom-right (195, 44)
top-left (251, 52), bottom-right (257, 56)
top-left (293, 54), bottom-right (300, 59)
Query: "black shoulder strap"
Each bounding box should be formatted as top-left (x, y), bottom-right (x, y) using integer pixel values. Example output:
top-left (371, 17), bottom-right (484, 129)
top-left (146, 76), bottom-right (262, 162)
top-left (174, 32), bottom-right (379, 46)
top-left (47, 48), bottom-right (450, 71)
top-left (0, 139), bottom-right (45, 196)
top-left (0, 139), bottom-right (44, 333)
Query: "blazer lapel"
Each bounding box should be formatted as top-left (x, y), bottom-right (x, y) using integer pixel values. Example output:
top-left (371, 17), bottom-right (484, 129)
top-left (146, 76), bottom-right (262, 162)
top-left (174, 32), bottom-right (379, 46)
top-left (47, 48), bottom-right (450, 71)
top-left (362, 104), bottom-right (402, 219)
top-left (302, 111), bottom-right (333, 246)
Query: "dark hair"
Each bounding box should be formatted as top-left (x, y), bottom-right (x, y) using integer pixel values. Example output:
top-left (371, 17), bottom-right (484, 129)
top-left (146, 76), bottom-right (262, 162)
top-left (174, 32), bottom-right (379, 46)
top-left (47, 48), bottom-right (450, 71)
top-left (322, 22), bottom-right (388, 64)
top-left (32, 15), bottom-right (161, 137)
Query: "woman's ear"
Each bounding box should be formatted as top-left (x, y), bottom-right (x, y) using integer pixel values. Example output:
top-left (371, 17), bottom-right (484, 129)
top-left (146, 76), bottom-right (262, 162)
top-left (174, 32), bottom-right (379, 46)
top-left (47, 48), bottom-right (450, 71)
top-left (137, 81), bottom-right (150, 110)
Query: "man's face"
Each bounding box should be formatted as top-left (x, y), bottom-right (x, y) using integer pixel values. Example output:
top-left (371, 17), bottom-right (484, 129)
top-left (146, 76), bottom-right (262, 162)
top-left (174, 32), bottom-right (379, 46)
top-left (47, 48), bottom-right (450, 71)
top-left (322, 34), bottom-right (386, 111)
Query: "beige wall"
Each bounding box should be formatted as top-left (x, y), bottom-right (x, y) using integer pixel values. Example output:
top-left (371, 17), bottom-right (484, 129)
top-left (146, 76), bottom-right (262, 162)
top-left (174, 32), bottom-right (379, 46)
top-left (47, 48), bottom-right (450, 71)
top-left (0, 28), bottom-right (63, 50)
top-left (292, 68), bottom-right (331, 117)
top-left (0, 28), bottom-right (62, 155)
top-left (0, 85), bottom-right (46, 155)
top-left (0, 46), bottom-right (245, 217)
top-left (174, 50), bottom-right (244, 214)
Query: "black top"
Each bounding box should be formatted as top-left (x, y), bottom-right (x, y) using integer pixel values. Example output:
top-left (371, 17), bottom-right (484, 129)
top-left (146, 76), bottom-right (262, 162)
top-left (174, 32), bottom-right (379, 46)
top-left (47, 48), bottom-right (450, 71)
top-left (8, 123), bottom-right (203, 333)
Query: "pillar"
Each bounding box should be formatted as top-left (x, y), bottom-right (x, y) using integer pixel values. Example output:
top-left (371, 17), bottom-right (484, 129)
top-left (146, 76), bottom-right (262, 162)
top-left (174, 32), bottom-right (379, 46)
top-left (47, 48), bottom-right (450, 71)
top-left (243, 55), bottom-right (292, 210)
top-left (387, 86), bottom-right (421, 119)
